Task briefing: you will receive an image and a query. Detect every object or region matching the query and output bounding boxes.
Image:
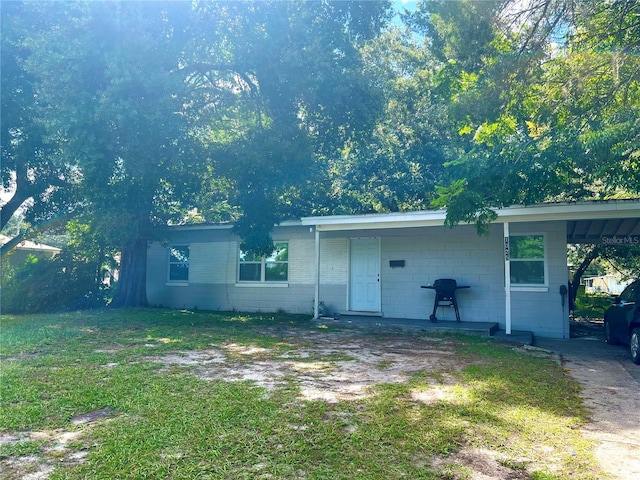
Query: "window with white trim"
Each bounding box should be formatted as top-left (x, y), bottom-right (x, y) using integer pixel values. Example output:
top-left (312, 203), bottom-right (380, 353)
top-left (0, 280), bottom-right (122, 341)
top-left (509, 234), bottom-right (546, 285)
top-left (238, 242), bottom-right (288, 283)
top-left (168, 245), bottom-right (189, 282)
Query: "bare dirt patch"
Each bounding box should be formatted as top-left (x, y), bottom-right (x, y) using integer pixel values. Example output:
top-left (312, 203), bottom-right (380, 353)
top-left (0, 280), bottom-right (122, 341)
top-left (148, 326), bottom-right (637, 480)
top-left (151, 331), bottom-right (466, 403)
top-left (431, 447), bottom-right (532, 480)
top-left (4, 324), bottom-right (635, 479)
top-left (0, 416), bottom-right (107, 480)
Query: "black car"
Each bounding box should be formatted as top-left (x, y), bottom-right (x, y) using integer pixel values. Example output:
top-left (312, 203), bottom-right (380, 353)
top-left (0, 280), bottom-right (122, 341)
top-left (603, 279), bottom-right (640, 364)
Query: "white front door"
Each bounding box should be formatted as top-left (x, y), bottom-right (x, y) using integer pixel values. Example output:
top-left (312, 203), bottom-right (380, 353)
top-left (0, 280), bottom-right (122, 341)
top-left (349, 238), bottom-right (380, 312)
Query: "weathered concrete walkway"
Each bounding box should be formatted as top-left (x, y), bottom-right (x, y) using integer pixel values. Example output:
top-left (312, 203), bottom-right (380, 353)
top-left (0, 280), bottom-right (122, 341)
top-left (536, 331), bottom-right (640, 480)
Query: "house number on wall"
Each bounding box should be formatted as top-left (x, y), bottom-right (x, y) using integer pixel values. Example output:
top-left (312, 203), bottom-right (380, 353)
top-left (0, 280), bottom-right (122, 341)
top-left (504, 237), bottom-right (510, 261)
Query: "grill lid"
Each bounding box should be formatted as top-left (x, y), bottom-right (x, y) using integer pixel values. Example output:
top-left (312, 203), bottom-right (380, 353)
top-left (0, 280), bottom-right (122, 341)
top-left (433, 278), bottom-right (457, 290)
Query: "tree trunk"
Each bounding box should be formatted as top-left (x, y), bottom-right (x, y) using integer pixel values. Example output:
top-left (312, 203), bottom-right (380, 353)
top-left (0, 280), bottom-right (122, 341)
top-left (570, 245), bottom-right (604, 305)
top-left (111, 238), bottom-right (149, 307)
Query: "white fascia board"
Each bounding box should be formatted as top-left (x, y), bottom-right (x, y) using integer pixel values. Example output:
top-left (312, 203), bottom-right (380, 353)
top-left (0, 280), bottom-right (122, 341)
top-left (496, 201), bottom-right (640, 223)
top-left (301, 200), bottom-right (640, 232)
top-left (166, 201), bottom-right (639, 233)
top-left (169, 223), bottom-right (234, 231)
top-left (302, 210), bottom-right (448, 231)
top-left (168, 220), bottom-right (303, 231)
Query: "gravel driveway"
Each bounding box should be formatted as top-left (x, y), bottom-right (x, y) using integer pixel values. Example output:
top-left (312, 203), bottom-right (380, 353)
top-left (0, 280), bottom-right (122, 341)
top-left (536, 324), bottom-right (640, 480)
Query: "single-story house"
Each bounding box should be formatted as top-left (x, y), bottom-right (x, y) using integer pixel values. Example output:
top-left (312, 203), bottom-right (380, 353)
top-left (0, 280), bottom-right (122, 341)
top-left (0, 234), bottom-right (61, 267)
top-left (147, 200), bottom-right (640, 339)
top-left (583, 275), bottom-right (632, 295)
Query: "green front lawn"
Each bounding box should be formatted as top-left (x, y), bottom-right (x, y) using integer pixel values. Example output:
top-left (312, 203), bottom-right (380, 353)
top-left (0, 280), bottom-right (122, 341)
top-left (0, 309), bottom-right (603, 479)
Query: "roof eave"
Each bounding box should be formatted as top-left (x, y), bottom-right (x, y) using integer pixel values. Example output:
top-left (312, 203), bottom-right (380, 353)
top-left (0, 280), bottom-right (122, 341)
top-left (301, 200), bottom-right (640, 232)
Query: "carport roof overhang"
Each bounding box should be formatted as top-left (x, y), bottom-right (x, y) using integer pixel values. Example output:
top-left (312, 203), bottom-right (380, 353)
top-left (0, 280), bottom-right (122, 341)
top-left (301, 200), bottom-right (640, 243)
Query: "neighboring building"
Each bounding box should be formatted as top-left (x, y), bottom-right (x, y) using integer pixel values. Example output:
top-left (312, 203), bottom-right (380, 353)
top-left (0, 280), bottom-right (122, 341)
top-left (0, 234), bottom-right (61, 267)
top-left (147, 200), bottom-right (640, 339)
top-left (583, 275), bottom-right (631, 295)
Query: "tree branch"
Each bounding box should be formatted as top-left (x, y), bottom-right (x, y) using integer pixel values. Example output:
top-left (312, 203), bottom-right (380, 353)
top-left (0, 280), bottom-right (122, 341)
top-left (180, 62), bottom-right (264, 127)
top-left (0, 214), bottom-right (70, 258)
top-left (1, 158), bottom-right (33, 231)
top-left (570, 244), bottom-right (604, 304)
top-left (181, 63), bottom-right (259, 96)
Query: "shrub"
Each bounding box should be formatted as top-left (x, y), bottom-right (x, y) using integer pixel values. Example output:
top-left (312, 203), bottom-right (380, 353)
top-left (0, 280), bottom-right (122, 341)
top-left (0, 251), bottom-right (111, 313)
top-left (573, 290), bottom-right (611, 319)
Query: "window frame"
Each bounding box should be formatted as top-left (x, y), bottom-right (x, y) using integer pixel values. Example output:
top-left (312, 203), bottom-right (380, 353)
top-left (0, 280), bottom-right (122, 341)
top-left (237, 242), bottom-right (289, 285)
top-left (167, 244), bottom-right (190, 284)
top-left (508, 233), bottom-right (548, 288)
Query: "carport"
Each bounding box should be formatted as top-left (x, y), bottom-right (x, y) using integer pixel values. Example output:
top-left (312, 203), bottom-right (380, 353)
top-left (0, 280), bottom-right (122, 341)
top-left (498, 200), bottom-right (640, 334)
top-left (567, 216), bottom-right (640, 244)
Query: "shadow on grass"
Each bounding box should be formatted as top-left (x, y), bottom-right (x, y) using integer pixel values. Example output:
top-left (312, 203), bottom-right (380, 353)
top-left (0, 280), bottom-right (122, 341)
top-left (0, 309), bottom-right (601, 479)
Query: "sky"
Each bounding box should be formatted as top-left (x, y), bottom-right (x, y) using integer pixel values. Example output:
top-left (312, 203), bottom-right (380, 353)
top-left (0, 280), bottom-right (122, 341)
top-left (394, 0), bottom-right (419, 17)
top-left (396, 0), bottom-right (419, 11)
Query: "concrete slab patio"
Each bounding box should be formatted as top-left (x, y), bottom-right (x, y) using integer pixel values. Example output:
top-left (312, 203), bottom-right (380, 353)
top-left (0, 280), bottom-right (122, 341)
top-left (312, 315), bottom-right (535, 345)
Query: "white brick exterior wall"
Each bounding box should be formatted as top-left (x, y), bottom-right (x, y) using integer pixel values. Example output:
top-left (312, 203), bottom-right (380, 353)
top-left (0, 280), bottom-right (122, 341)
top-left (147, 220), bottom-right (569, 338)
top-left (320, 238), bottom-right (348, 285)
top-left (287, 238), bottom-right (316, 284)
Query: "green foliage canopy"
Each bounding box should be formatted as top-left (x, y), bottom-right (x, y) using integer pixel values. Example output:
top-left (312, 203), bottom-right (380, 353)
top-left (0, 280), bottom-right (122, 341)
top-left (409, 0), bottom-right (640, 227)
top-left (2, 1), bottom-right (392, 306)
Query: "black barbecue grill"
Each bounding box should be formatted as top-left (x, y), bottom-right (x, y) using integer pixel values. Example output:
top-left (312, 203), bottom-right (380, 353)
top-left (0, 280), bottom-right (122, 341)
top-left (421, 279), bottom-right (470, 322)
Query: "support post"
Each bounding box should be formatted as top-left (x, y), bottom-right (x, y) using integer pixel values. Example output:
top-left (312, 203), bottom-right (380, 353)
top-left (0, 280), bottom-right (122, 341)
top-left (313, 227), bottom-right (320, 319)
top-left (504, 222), bottom-right (512, 335)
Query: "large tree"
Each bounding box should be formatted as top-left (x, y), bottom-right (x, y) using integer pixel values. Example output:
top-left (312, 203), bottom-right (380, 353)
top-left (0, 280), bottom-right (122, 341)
top-left (408, 0), bottom-right (640, 227)
top-left (0, 1), bottom-right (79, 252)
top-left (18, 1), bottom-right (204, 306)
top-left (327, 27), bottom-right (450, 214)
top-left (191, 0), bottom-right (392, 248)
top-left (6, 1), bottom-right (391, 306)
